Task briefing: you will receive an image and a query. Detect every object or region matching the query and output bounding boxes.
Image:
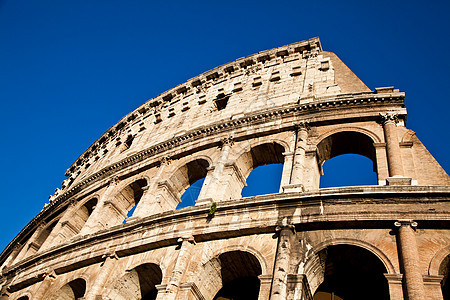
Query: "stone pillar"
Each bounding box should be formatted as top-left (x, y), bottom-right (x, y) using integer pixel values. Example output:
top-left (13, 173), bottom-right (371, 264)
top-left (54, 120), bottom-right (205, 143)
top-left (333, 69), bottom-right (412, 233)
top-left (279, 152), bottom-right (293, 192)
top-left (79, 177), bottom-right (120, 235)
top-left (258, 275), bottom-right (272, 300)
top-left (394, 219), bottom-right (426, 300)
top-left (282, 123), bottom-right (308, 193)
top-left (85, 252), bottom-right (119, 300)
top-left (131, 157), bottom-right (171, 218)
top-left (287, 274), bottom-right (313, 300)
top-left (423, 275), bottom-right (444, 300)
top-left (158, 236), bottom-right (195, 300)
top-left (380, 113), bottom-right (404, 178)
top-left (271, 225), bottom-right (295, 300)
top-left (384, 274), bottom-right (404, 300)
top-left (33, 270), bottom-right (57, 300)
top-left (197, 137), bottom-right (233, 204)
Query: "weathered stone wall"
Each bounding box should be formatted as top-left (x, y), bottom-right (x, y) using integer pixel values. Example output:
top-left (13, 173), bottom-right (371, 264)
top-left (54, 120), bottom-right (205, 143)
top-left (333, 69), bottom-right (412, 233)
top-left (0, 37), bottom-right (448, 300)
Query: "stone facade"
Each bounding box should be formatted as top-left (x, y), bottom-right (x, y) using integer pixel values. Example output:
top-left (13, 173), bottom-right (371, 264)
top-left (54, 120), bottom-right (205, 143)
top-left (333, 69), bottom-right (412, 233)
top-left (0, 37), bottom-right (448, 300)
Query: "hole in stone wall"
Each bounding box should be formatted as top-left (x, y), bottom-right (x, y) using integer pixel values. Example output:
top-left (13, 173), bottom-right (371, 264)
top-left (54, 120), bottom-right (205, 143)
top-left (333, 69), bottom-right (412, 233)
top-left (215, 93), bottom-right (229, 111)
top-left (320, 154), bottom-right (376, 188)
top-left (241, 164), bottom-right (283, 197)
top-left (439, 255), bottom-right (449, 300)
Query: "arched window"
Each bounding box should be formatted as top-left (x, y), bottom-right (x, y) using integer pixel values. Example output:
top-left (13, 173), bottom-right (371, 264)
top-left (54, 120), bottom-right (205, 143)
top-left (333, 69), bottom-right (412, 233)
top-left (107, 263), bottom-right (163, 300)
top-left (320, 154), bottom-right (377, 188)
top-left (196, 250), bottom-right (262, 300)
top-left (242, 164), bottom-right (283, 197)
top-left (312, 245), bottom-right (389, 300)
top-left (170, 159), bottom-right (209, 209)
top-left (237, 142), bottom-right (285, 197)
top-left (49, 278), bottom-right (86, 300)
top-left (177, 177), bottom-right (205, 209)
top-left (317, 131), bottom-right (377, 189)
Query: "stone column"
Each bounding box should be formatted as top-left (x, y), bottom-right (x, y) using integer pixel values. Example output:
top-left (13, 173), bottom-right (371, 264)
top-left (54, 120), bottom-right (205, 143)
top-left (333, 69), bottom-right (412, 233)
top-left (270, 225), bottom-right (295, 300)
top-left (79, 177), bottom-right (120, 235)
top-left (159, 236), bottom-right (195, 300)
top-left (131, 157), bottom-right (171, 218)
top-left (85, 252), bottom-right (119, 300)
top-left (258, 275), bottom-right (272, 300)
top-left (394, 219), bottom-right (426, 300)
top-left (33, 270), bottom-right (57, 300)
top-left (384, 274), bottom-right (404, 300)
top-left (423, 275), bottom-right (444, 300)
top-left (197, 137), bottom-right (233, 204)
top-left (380, 113), bottom-right (404, 178)
top-left (282, 123), bottom-right (308, 193)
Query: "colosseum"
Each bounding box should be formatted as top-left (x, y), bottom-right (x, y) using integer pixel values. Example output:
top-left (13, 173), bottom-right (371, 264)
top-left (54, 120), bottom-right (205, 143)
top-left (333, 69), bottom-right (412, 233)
top-left (0, 37), bottom-right (449, 300)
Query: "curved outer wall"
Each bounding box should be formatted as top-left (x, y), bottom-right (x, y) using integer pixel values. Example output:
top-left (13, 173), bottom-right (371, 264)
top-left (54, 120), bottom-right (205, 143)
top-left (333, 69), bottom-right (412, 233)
top-left (0, 37), bottom-right (449, 300)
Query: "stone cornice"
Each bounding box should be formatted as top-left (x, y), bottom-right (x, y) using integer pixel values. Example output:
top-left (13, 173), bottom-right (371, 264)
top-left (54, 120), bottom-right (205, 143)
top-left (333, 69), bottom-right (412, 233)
top-left (0, 93), bottom-right (406, 264)
top-left (2, 186), bottom-right (449, 287)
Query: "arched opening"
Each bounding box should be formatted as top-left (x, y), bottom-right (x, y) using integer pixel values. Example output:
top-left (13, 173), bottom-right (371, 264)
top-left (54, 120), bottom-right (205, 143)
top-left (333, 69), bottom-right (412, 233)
top-left (110, 178), bottom-right (147, 223)
top-left (107, 263), bottom-right (163, 300)
top-left (241, 164), bottom-right (283, 197)
top-left (312, 245), bottom-right (389, 300)
top-left (317, 131), bottom-right (376, 189)
top-left (237, 142), bottom-right (285, 197)
top-left (72, 197), bottom-right (98, 232)
top-left (171, 159), bottom-right (209, 209)
top-left (17, 296), bottom-right (29, 300)
top-left (196, 250), bottom-right (262, 300)
top-left (439, 255), bottom-right (449, 300)
top-left (177, 178), bottom-right (205, 209)
top-left (49, 278), bottom-right (86, 300)
top-left (320, 154), bottom-right (377, 188)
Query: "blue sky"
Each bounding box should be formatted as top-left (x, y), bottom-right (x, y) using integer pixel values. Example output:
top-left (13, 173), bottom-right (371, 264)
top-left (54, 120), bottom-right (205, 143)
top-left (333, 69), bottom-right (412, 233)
top-left (1, 0), bottom-right (449, 252)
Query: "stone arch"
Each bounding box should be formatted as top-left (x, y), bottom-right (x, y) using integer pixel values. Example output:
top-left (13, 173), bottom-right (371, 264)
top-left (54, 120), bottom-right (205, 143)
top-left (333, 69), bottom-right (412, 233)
top-left (316, 126), bottom-right (382, 145)
top-left (13, 292), bottom-right (31, 300)
top-left (168, 157), bottom-right (211, 199)
top-left (194, 250), bottom-right (263, 300)
top-left (301, 239), bottom-right (393, 296)
top-left (428, 245), bottom-right (450, 276)
top-left (315, 129), bottom-right (378, 167)
top-left (105, 263), bottom-right (163, 300)
top-left (206, 244), bottom-right (268, 275)
top-left (47, 277), bottom-right (87, 300)
top-left (234, 141), bottom-right (286, 179)
top-left (101, 178), bottom-right (149, 226)
top-left (304, 238), bottom-right (395, 274)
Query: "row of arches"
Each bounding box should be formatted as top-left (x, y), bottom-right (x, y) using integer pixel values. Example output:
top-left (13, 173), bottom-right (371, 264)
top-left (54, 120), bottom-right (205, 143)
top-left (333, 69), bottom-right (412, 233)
top-left (10, 130), bottom-right (382, 265)
top-left (14, 245), bottom-right (450, 299)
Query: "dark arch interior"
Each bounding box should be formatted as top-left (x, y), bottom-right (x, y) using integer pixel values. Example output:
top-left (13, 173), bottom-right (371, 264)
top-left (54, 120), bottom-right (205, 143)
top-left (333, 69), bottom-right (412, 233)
top-left (175, 159), bottom-right (210, 209)
top-left (135, 263), bottom-right (163, 300)
top-left (185, 159), bottom-right (209, 185)
top-left (17, 297), bottom-right (29, 300)
top-left (313, 245), bottom-right (389, 300)
top-left (439, 255), bottom-right (449, 300)
top-left (317, 131), bottom-right (376, 169)
top-left (83, 198), bottom-right (97, 215)
top-left (67, 278), bottom-right (86, 299)
top-left (119, 179), bottom-right (147, 219)
top-left (213, 251), bottom-right (262, 300)
top-left (249, 143), bottom-right (285, 169)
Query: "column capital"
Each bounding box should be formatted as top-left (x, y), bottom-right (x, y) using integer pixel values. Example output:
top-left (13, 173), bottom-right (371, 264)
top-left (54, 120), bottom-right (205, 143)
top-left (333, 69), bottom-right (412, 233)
top-left (220, 136), bottom-right (234, 148)
top-left (275, 224), bottom-right (296, 233)
top-left (394, 219), bottom-right (418, 228)
top-left (159, 156), bottom-right (172, 166)
top-left (379, 112), bottom-right (399, 125)
top-left (177, 236), bottom-right (196, 245)
top-left (108, 176), bottom-right (120, 187)
top-left (295, 121), bottom-right (310, 131)
top-left (101, 251), bottom-right (118, 260)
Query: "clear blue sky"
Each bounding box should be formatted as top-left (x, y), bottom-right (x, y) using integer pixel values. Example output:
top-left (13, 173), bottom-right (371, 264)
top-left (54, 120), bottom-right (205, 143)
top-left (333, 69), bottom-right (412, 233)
top-left (1, 1), bottom-right (449, 252)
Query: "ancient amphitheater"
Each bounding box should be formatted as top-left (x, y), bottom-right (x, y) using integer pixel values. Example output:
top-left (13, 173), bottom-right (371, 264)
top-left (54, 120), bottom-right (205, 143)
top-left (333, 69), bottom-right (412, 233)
top-left (0, 37), bottom-right (449, 300)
